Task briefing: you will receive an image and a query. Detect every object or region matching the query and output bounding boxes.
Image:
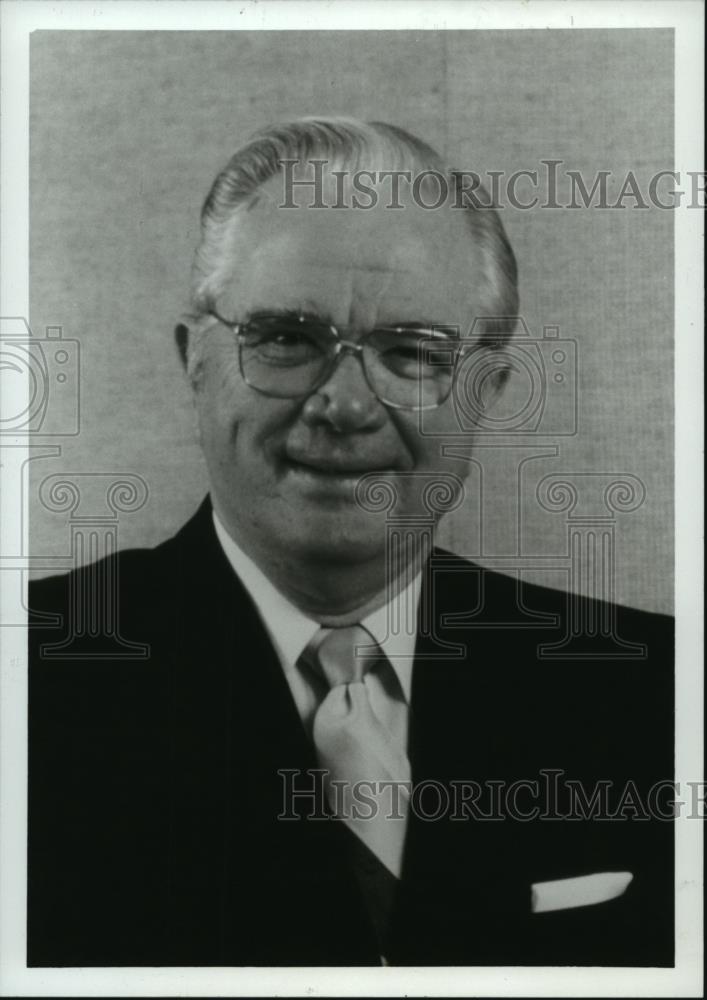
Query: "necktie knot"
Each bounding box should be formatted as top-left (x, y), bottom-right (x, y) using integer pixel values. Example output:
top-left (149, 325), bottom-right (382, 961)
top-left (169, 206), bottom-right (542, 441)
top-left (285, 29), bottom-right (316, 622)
top-left (307, 624), bottom-right (379, 688)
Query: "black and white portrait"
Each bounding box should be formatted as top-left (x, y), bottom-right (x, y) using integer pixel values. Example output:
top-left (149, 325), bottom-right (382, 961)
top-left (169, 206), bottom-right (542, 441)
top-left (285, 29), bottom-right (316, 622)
top-left (0, 2), bottom-right (702, 996)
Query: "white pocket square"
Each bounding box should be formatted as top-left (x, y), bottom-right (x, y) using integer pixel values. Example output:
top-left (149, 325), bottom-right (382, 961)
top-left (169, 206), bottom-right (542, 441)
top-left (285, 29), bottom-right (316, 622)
top-left (531, 871), bottom-right (633, 913)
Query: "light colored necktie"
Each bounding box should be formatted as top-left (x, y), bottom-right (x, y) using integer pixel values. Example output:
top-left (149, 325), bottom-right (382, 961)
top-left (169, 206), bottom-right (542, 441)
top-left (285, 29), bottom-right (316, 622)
top-left (305, 624), bottom-right (411, 879)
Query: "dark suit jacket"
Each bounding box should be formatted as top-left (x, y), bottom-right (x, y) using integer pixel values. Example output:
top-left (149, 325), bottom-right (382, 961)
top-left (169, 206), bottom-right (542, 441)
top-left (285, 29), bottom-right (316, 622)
top-left (28, 497), bottom-right (674, 966)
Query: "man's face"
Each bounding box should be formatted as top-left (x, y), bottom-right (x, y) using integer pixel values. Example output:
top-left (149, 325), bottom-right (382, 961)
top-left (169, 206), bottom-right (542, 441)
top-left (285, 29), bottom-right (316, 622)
top-left (188, 171), bottom-right (492, 569)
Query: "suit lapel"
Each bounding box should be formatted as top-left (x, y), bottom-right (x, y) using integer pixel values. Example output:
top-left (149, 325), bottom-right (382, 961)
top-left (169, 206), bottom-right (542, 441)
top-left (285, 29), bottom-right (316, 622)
top-left (159, 499), bottom-right (380, 964)
top-left (389, 553), bottom-right (532, 963)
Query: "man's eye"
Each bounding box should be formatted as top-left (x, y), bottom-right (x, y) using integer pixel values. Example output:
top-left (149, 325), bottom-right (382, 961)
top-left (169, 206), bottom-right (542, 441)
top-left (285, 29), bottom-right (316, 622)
top-left (387, 344), bottom-right (421, 361)
top-left (375, 341), bottom-right (423, 377)
top-left (373, 334), bottom-right (455, 379)
top-left (242, 323), bottom-right (325, 365)
top-left (268, 332), bottom-right (309, 348)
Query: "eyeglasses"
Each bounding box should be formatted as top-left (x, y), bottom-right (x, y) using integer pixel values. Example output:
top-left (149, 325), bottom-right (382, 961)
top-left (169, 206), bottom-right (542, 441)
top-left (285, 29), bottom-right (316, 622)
top-left (208, 310), bottom-right (466, 411)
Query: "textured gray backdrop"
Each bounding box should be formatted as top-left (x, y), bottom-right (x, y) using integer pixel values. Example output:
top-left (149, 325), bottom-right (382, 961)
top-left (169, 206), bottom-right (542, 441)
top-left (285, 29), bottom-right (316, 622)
top-left (29, 29), bottom-right (673, 613)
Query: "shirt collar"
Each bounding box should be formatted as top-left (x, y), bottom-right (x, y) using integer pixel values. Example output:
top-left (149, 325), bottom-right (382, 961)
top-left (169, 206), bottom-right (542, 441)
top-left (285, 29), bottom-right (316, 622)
top-left (212, 511), bottom-right (419, 703)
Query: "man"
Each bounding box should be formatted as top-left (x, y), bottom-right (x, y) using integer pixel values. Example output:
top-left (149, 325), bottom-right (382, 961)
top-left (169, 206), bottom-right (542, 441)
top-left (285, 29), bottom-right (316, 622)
top-left (28, 118), bottom-right (673, 967)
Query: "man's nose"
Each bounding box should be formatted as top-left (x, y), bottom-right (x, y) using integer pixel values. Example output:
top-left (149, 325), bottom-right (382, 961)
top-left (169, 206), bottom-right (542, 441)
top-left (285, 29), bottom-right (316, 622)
top-left (300, 352), bottom-right (387, 433)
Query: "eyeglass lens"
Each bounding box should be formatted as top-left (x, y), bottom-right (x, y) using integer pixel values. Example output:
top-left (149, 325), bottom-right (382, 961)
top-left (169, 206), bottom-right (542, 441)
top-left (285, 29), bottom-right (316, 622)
top-left (239, 315), bottom-right (458, 408)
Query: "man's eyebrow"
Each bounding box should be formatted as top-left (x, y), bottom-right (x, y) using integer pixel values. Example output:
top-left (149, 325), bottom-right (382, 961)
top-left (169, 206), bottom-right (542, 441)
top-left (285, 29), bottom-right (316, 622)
top-left (378, 321), bottom-right (461, 341)
top-left (247, 309), bottom-right (459, 337)
top-left (383, 320), bottom-right (459, 333)
top-left (247, 306), bottom-right (334, 325)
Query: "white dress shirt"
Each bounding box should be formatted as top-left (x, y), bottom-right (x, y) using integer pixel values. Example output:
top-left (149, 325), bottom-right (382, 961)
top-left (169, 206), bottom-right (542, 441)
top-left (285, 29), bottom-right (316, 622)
top-left (212, 511), bottom-right (420, 755)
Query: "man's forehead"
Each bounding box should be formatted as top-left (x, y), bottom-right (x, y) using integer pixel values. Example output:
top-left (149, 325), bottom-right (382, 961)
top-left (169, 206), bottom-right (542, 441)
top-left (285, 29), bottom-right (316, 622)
top-left (218, 170), bottom-right (479, 316)
top-left (220, 225), bottom-right (476, 327)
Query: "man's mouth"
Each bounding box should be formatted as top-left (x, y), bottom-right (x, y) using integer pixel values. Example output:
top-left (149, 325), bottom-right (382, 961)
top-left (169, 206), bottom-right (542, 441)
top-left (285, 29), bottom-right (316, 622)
top-left (283, 446), bottom-right (398, 477)
top-left (285, 458), bottom-right (386, 477)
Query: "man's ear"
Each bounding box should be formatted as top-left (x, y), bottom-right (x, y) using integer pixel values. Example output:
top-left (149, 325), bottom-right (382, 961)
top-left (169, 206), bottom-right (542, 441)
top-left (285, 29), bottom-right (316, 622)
top-left (174, 322), bottom-right (190, 371)
top-left (484, 362), bottom-right (512, 407)
top-left (472, 353), bottom-right (512, 413)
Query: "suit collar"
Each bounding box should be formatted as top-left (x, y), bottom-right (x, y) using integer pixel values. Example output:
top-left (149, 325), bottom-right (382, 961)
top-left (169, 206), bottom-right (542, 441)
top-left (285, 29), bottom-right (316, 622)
top-left (187, 498), bottom-right (420, 701)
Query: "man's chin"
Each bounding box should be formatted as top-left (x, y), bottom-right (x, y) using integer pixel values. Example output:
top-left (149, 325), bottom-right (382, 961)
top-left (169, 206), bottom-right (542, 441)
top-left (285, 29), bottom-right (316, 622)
top-left (283, 515), bottom-right (388, 566)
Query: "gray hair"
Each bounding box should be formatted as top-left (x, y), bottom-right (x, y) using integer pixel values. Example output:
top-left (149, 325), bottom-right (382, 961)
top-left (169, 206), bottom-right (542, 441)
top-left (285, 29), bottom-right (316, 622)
top-left (187, 117), bottom-right (518, 369)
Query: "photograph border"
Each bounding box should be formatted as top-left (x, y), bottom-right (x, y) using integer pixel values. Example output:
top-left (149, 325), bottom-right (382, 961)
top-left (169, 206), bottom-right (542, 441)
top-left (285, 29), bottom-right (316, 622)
top-left (1, 1), bottom-right (703, 996)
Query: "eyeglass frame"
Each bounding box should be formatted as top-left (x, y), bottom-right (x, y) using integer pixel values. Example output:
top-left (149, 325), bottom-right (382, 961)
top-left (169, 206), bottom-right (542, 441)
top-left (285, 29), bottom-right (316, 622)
top-left (207, 308), bottom-right (476, 412)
